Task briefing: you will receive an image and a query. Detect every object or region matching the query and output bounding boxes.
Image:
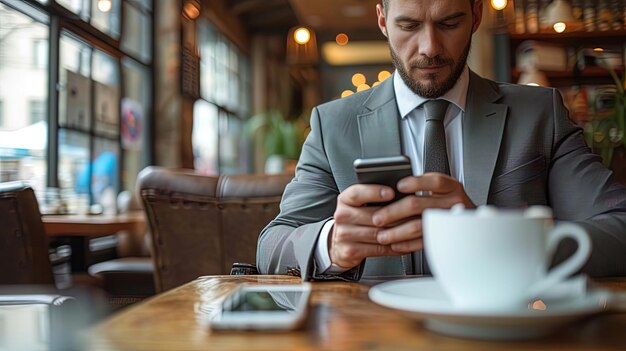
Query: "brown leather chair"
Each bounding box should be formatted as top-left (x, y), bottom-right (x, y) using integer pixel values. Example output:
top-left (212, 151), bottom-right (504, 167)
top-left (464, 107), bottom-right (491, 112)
top-left (137, 166), bottom-right (292, 292)
top-left (0, 182), bottom-right (55, 285)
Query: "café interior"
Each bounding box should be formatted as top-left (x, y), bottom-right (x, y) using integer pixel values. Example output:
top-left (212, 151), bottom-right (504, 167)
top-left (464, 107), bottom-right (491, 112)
top-left (1, 0), bottom-right (626, 350)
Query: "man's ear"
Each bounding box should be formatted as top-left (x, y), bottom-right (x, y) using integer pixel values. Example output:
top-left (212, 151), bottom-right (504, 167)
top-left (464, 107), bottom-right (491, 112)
top-left (471, 0), bottom-right (483, 33)
top-left (376, 4), bottom-right (388, 38)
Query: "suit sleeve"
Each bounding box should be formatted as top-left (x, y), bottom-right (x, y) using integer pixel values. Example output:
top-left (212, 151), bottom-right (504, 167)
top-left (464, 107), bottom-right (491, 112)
top-left (548, 89), bottom-right (626, 276)
top-left (256, 107), bottom-right (362, 281)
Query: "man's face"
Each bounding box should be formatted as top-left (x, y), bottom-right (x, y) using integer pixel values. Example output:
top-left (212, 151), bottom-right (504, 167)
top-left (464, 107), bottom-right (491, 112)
top-left (377, 0), bottom-right (483, 98)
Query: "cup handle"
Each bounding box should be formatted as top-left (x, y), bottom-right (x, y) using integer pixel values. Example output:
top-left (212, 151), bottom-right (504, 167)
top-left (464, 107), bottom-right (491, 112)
top-left (527, 223), bottom-right (591, 297)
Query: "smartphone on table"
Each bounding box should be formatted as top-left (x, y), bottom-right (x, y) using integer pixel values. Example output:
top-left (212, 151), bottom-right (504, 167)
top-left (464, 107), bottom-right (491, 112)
top-left (210, 283), bottom-right (312, 331)
top-left (353, 155), bottom-right (413, 206)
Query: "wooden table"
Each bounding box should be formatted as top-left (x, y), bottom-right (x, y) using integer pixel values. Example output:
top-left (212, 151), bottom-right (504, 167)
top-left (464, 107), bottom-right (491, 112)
top-left (83, 275), bottom-right (626, 351)
top-left (43, 211), bottom-right (146, 237)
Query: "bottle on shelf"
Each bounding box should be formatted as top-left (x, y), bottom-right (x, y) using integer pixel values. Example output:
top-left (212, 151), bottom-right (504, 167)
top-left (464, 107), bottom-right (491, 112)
top-left (583, 0), bottom-right (597, 32)
top-left (526, 0), bottom-right (539, 33)
top-left (572, 0), bottom-right (584, 22)
top-left (515, 0), bottom-right (527, 34)
top-left (597, 0), bottom-right (612, 31)
top-left (611, 0), bottom-right (625, 30)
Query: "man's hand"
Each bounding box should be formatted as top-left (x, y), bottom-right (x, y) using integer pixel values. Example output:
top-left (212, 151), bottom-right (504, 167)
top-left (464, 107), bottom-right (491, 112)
top-left (329, 183), bottom-right (399, 269)
top-left (373, 173), bottom-right (475, 254)
top-left (329, 173), bottom-right (475, 269)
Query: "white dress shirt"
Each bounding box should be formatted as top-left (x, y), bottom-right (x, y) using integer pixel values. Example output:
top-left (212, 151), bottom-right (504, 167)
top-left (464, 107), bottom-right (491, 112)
top-left (315, 67), bottom-right (470, 274)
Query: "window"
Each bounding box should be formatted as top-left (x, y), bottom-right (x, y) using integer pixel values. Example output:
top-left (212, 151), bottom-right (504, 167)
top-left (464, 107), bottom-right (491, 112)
top-left (56, 0), bottom-right (90, 20)
top-left (0, 3), bottom-right (48, 190)
top-left (29, 100), bottom-right (46, 123)
top-left (91, 0), bottom-right (121, 39)
top-left (58, 32), bottom-right (121, 206)
top-left (33, 39), bottom-right (47, 68)
top-left (0, 0), bottom-right (153, 212)
top-left (195, 20), bottom-right (251, 174)
top-left (121, 1), bottom-right (151, 63)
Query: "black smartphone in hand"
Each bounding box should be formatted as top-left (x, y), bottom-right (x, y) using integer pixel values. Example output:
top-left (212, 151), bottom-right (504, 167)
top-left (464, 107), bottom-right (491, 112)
top-left (353, 155), bottom-right (413, 206)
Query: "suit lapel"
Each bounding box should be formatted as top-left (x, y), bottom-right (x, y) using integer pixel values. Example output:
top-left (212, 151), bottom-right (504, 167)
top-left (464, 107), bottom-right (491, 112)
top-left (463, 71), bottom-right (508, 205)
top-left (357, 78), bottom-right (403, 158)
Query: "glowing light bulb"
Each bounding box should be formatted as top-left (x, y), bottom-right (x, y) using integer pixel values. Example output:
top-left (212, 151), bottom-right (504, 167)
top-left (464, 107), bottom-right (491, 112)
top-left (341, 90), bottom-right (354, 98)
top-left (553, 22), bottom-right (566, 33)
top-left (294, 28), bottom-right (311, 45)
top-left (98, 0), bottom-right (112, 12)
top-left (183, 1), bottom-right (200, 20)
top-left (490, 0), bottom-right (507, 11)
top-left (335, 33), bottom-right (349, 46)
top-left (351, 73), bottom-right (366, 87)
top-left (378, 70), bottom-right (391, 82)
top-left (356, 83), bottom-right (371, 92)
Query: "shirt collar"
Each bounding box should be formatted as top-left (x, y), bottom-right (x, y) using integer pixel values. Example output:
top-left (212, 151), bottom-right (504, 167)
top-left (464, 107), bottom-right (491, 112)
top-left (393, 66), bottom-right (469, 119)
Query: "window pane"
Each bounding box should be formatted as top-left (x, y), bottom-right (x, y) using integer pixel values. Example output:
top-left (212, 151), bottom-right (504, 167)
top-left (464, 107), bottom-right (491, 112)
top-left (121, 57), bottom-right (150, 191)
top-left (57, 0), bottom-right (90, 20)
top-left (59, 33), bottom-right (92, 131)
top-left (59, 128), bottom-right (89, 197)
top-left (121, 2), bottom-right (151, 63)
top-left (192, 100), bottom-right (218, 174)
top-left (219, 112), bottom-right (244, 174)
top-left (92, 137), bottom-right (119, 210)
top-left (199, 20), bottom-right (216, 102)
top-left (93, 50), bottom-right (120, 138)
top-left (91, 0), bottom-right (121, 39)
top-left (0, 4), bottom-right (49, 191)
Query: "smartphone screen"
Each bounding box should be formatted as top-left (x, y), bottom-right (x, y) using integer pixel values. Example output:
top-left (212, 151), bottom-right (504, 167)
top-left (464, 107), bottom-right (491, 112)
top-left (211, 284), bottom-right (312, 330)
top-left (226, 291), bottom-right (303, 312)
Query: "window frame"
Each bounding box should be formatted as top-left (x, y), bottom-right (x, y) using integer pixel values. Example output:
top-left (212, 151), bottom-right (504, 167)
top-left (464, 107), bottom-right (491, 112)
top-left (0, 0), bottom-right (154, 203)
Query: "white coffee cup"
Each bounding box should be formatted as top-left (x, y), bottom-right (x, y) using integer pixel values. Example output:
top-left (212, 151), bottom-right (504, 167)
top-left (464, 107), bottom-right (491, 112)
top-left (423, 205), bottom-right (591, 311)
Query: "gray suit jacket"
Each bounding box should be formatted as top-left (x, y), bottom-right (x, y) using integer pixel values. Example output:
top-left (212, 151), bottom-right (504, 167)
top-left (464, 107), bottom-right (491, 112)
top-left (257, 71), bottom-right (626, 280)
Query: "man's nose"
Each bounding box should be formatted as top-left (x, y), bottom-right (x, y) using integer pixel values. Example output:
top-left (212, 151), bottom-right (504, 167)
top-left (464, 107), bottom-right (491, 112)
top-left (417, 26), bottom-right (443, 58)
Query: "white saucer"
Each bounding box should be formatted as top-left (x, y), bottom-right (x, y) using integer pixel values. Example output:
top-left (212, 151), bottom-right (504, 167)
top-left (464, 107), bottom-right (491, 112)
top-left (369, 277), bottom-right (612, 340)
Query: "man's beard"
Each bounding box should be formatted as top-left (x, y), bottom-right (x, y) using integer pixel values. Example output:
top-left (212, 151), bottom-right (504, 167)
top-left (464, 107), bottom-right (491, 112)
top-left (390, 38), bottom-right (471, 99)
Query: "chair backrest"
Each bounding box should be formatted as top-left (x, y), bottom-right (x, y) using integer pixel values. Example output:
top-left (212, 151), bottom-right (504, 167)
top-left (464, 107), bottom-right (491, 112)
top-left (137, 166), bottom-right (292, 292)
top-left (0, 182), bottom-right (54, 285)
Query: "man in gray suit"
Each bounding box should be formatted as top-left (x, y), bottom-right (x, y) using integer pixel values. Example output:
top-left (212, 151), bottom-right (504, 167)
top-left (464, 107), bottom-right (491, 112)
top-left (257, 0), bottom-right (626, 280)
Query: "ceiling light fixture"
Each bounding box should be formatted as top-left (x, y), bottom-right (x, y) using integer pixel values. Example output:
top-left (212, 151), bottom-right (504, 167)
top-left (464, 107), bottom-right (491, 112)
top-left (286, 26), bottom-right (318, 65)
top-left (546, 0), bottom-right (574, 33)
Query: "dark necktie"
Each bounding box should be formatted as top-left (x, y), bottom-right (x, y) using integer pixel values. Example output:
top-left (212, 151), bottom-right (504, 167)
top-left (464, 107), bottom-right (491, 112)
top-left (423, 99), bottom-right (451, 175)
top-left (418, 99), bottom-right (451, 275)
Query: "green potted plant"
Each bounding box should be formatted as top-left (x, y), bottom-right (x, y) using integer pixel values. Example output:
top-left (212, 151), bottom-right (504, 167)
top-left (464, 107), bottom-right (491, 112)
top-left (246, 110), bottom-right (307, 173)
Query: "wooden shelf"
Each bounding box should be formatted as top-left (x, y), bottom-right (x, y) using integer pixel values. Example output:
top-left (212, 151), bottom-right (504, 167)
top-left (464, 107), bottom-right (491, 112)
top-left (506, 29), bottom-right (626, 87)
top-left (512, 66), bottom-right (624, 79)
top-left (508, 29), bottom-right (626, 42)
top-left (511, 66), bottom-right (624, 87)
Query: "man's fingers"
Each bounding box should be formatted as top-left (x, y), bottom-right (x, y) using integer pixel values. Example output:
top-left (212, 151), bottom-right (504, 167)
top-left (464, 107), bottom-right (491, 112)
top-left (390, 238), bottom-right (424, 253)
top-left (338, 183), bottom-right (394, 207)
top-left (333, 224), bottom-right (382, 244)
top-left (331, 242), bottom-right (401, 268)
top-left (397, 173), bottom-right (459, 195)
top-left (334, 203), bottom-right (379, 226)
top-left (372, 195), bottom-right (454, 227)
top-left (376, 219), bottom-right (422, 245)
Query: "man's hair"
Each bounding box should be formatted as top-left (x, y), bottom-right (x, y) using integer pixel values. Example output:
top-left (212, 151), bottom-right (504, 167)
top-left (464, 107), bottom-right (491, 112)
top-left (382, 0), bottom-right (476, 13)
